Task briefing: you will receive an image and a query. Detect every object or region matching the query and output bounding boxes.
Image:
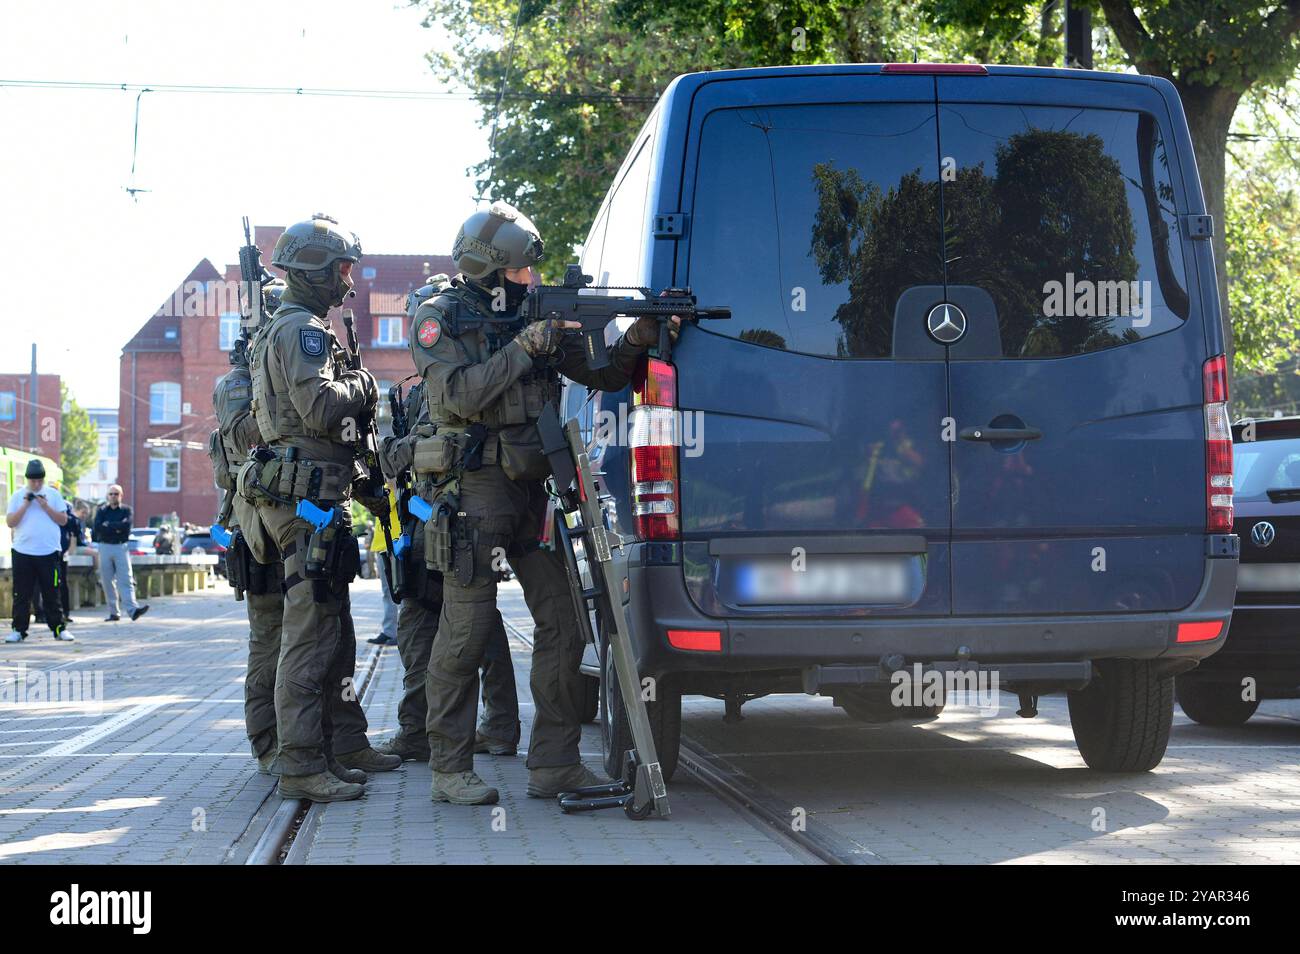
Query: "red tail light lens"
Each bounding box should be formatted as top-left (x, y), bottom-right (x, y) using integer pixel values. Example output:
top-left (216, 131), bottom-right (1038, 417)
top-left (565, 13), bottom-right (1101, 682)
top-left (1203, 354), bottom-right (1233, 532)
top-left (667, 629), bottom-right (722, 652)
top-left (630, 357), bottom-right (679, 540)
top-left (1176, 621), bottom-right (1223, 643)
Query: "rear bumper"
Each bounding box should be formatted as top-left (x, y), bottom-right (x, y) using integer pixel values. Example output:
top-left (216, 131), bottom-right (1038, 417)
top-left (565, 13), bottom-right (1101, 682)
top-left (625, 552), bottom-right (1236, 679)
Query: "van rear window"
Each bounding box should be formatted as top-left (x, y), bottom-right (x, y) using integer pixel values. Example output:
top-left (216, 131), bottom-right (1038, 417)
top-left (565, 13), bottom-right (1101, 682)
top-left (688, 103), bottom-right (944, 359)
top-left (687, 101), bottom-right (1190, 360)
top-left (939, 103), bottom-right (1190, 357)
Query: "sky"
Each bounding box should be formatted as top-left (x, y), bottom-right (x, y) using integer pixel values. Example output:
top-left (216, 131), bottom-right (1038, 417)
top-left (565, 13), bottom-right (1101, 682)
top-left (0, 0), bottom-right (491, 410)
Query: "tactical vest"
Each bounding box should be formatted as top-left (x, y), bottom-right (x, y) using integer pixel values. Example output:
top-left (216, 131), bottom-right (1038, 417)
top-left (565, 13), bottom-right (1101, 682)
top-left (421, 291), bottom-right (561, 432)
top-left (419, 289), bottom-right (558, 482)
top-left (249, 304), bottom-right (351, 445)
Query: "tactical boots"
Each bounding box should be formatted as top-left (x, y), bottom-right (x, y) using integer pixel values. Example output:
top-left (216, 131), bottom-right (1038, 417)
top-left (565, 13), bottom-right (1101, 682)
top-left (328, 759), bottom-right (367, 785)
top-left (256, 752), bottom-right (279, 776)
top-left (473, 730), bottom-right (518, 757)
top-left (373, 735), bottom-right (431, 763)
top-left (279, 772), bottom-right (365, 803)
top-left (335, 746), bottom-right (402, 773)
top-left (527, 764), bottom-right (606, 799)
top-left (431, 770), bottom-right (499, 805)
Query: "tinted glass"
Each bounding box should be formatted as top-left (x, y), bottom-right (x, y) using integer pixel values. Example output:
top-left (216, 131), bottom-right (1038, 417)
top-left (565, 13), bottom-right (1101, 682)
top-left (1234, 437), bottom-right (1300, 501)
top-left (688, 103), bottom-right (943, 358)
top-left (939, 104), bottom-right (1190, 358)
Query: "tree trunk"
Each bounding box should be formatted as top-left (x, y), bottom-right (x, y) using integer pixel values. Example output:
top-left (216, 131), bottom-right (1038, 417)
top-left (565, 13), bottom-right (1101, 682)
top-left (1174, 82), bottom-right (1242, 381)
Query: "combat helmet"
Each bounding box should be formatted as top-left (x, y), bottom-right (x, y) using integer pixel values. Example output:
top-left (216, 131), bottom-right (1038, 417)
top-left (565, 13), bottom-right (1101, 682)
top-left (451, 201), bottom-right (544, 282)
top-left (271, 213), bottom-right (362, 271)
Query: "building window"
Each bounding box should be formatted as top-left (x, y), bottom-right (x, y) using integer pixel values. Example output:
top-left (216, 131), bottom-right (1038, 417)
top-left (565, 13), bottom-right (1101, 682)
top-left (375, 316), bottom-right (405, 346)
top-left (362, 266), bottom-right (377, 280)
top-left (98, 432), bottom-right (118, 459)
top-left (149, 445), bottom-right (181, 492)
top-left (150, 382), bottom-right (181, 424)
top-left (0, 392), bottom-right (14, 422)
top-left (219, 312), bottom-right (241, 350)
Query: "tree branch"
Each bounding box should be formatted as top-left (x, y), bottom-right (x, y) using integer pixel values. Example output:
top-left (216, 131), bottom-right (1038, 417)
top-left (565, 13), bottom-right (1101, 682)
top-left (1098, 0), bottom-right (1168, 76)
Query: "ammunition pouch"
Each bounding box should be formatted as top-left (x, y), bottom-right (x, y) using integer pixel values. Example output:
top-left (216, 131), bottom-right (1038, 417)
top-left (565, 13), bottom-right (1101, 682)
top-left (424, 497), bottom-right (455, 576)
top-left (497, 423), bottom-right (551, 482)
top-left (413, 431), bottom-right (458, 477)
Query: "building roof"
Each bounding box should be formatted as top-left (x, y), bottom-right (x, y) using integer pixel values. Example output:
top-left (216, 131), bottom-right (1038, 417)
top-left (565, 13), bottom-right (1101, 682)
top-left (124, 259), bottom-right (224, 353)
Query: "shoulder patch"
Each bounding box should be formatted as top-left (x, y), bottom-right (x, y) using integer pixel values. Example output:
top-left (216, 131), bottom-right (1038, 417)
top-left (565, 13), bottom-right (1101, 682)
top-left (417, 318), bottom-right (441, 348)
top-left (299, 327), bottom-right (326, 357)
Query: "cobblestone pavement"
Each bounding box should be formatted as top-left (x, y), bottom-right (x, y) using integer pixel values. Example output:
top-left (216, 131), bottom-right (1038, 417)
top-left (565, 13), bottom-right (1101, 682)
top-left (679, 692), bottom-right (1300, 864)
top-left (4, 581), bottom-right (1298, 864)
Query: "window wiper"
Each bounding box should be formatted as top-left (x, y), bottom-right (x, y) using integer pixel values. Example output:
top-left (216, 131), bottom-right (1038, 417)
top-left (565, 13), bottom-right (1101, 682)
top-left (1265, 486), bottom-right (1300, 502)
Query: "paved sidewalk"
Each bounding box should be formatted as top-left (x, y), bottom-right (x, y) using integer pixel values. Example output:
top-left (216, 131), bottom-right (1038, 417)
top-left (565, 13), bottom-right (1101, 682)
top-left (0, 583), bottom-right (389, 864)
top-left (293, 583), bottom-right (804, 864)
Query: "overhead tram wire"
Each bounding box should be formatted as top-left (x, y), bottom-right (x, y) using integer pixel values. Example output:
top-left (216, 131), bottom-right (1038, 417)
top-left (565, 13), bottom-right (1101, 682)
top-left (0, 78), bottom-right (656, 105)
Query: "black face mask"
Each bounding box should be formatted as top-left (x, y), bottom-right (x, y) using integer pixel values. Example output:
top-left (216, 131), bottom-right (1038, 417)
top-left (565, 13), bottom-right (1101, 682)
top-left (502, 276), bottom-right (530, 311)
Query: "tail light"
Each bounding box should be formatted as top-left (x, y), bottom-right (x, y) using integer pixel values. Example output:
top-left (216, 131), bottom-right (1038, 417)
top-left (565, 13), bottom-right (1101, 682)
top-left (1203, 354), bottom-right (1233, 532)
top-left (630, 357), bottom-right (679, 540)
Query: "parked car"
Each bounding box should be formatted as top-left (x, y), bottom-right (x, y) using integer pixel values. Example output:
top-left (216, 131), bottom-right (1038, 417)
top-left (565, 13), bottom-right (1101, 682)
top-left (127, 527), bottom-right (158, 557)
top-left (1177, 417), bottom-right (1300, 725)
top-left (559, 63), bottom-right (1237, 782)
top-left (181, 531), bottom-right (227, 577)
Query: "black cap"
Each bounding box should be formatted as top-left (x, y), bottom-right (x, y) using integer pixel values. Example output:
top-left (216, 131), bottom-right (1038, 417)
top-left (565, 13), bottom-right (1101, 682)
top-left (25, 460), bottom-right (45, 479)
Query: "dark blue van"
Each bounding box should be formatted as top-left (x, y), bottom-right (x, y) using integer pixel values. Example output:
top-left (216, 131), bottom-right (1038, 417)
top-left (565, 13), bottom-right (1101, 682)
top-left (562, 63), bottom-right (1238, 780)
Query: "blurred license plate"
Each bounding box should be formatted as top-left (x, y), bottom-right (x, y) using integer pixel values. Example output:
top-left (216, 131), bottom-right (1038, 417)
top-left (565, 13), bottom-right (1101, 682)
top-left (734, 555), bottom-right (911, 605)
top-left (1236, 563), bottom-right (1300, 593)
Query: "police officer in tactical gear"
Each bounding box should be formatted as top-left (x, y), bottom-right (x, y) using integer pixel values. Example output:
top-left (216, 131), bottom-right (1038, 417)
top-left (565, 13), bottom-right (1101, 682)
top-left (211, 279), bottom-right (294, 776)
top-left (411, 200), bottom-right (678, 805)
top-left (373, 288), bottom-right (521, 764)
top-left (247, 214), bottom-right (401, 803)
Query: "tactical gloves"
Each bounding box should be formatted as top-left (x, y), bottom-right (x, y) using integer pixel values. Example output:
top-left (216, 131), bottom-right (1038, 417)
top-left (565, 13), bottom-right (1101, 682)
top-left (516, 319), bottom-right (564, 358)
top-left (625, 314), bottom-right (682, 350)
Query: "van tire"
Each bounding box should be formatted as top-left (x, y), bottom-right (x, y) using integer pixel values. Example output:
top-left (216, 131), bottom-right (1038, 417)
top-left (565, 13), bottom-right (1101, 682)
top-left (599, 622), bottom-right (680, 783)
top-left (1176, 676), bottom-right (1259, 727)
top-left (579, 673), bottom-right (600, 724)
top-left (1068, 659), bottom-right (1173, 772)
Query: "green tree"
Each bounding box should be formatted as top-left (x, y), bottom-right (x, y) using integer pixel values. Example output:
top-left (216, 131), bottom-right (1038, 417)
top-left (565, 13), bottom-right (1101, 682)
top-left (413, 0), bottom-right (746, 277)
top-left (59, 383), bottom-right (97, 496)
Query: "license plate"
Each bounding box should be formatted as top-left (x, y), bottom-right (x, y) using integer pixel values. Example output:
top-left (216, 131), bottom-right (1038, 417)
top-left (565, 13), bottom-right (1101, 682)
top-left (733, 555), bottom-right (912, 605)
top-left (1236, 563), bottom-right (1300, 593)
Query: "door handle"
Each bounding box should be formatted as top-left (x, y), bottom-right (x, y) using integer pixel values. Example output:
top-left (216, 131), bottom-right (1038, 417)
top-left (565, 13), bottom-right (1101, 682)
top-left (960, 426), bottom-right (1042, 442)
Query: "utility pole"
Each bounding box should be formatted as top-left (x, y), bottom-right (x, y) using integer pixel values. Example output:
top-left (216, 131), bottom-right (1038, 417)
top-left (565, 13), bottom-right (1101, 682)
top-left (1065, 0), bottom-right (1093, 69)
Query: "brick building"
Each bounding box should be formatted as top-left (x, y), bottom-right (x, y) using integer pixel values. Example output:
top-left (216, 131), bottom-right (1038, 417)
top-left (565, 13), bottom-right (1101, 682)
top-left (118, 225), bottom-right (451, 525)
top-left (0, 370), bottom-right (61, 461)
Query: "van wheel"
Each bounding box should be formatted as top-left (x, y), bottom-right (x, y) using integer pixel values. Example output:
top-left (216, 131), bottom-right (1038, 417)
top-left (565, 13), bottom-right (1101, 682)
top-left (599, 623), bottom-right (680, 783)
top-left (1176, 676), bottom-right (1259, 727)
top-left (1068, 659), bottom-right (1173, 772)
top-left (579, 673), bottom-right (600, 724)
top-left (835, 689), bottom-right (944, 723)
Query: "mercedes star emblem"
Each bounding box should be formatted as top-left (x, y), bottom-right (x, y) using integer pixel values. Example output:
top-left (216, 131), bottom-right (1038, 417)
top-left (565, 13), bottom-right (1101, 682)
top-left (926, 302), bottom-right (967, 344)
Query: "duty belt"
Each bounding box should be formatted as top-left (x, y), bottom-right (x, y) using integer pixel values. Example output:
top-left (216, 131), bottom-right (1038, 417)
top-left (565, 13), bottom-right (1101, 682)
top-left (270, 455), bottom-right (353, 502)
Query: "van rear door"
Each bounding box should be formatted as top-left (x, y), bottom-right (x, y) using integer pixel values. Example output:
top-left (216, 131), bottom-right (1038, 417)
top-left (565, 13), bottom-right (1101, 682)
top-left (677, 74), bottom-right (952, 617)
top-left (936, 74), bottom-right (1210, 615)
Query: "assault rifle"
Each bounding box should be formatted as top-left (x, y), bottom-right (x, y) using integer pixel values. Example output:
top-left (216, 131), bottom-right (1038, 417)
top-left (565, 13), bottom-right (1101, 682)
top-left (237, 216), bottom-right (271, 334)
top-left (517, 265), bottom-right (730, 370)
top-left (340, 307), bottom-right (398, 596)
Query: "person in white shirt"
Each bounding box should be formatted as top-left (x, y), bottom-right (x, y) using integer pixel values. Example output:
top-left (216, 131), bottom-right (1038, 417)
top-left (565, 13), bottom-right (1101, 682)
top-left (5, 460), bottom-right (73, 642)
